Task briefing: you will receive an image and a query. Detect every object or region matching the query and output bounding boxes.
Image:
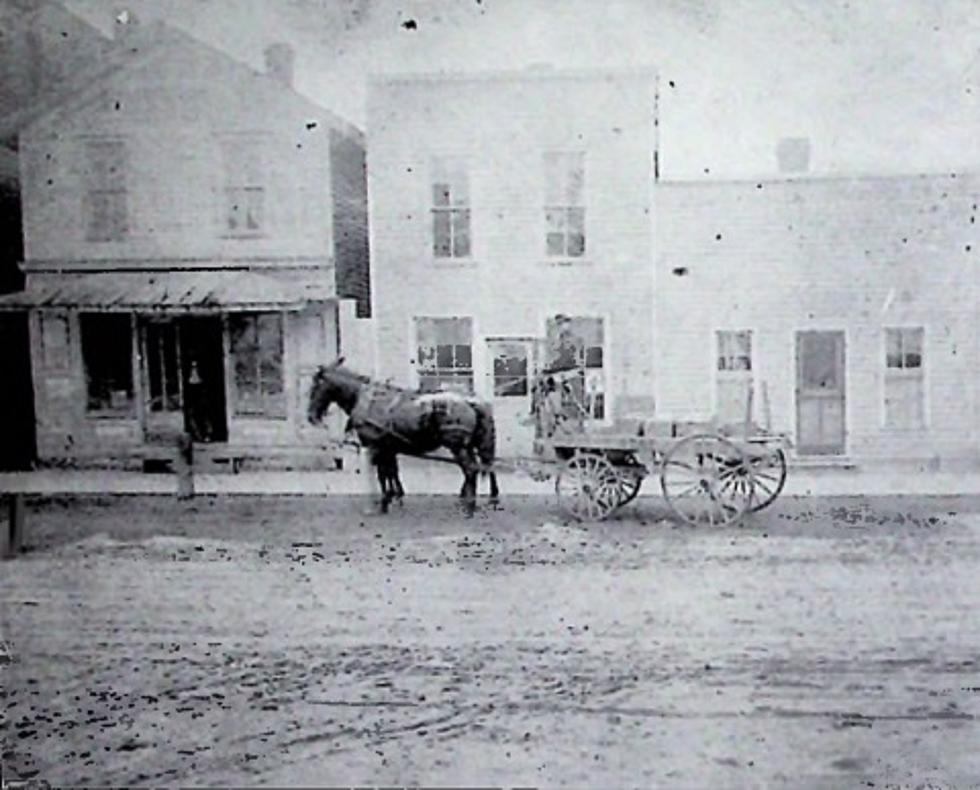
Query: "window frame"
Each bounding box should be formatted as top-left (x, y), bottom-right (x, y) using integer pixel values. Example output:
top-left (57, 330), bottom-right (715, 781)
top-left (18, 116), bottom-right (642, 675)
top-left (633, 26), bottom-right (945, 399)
top-left (414, 315), bottom-right (475, 394)
top-left (714, 329), bottom-right (755, 426)
top-left (79, 312), bottom-right (136, 417)
top-left (430, 156), bottom-right (472, 260)
top-left (83, 138), bottom-right (128, 243)
top-left (220, 136), bottom-right (267, 238)
top-left (882, 326), bottom-right (927, 430)
top-left (543, 151), bottom-right (586, 260)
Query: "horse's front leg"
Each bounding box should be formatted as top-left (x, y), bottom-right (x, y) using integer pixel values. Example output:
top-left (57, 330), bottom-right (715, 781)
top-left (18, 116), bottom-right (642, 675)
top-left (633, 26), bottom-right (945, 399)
top-left (390, 455), bottom-right (405, 506)
top-left (374, 451), bottom-right (393, 514)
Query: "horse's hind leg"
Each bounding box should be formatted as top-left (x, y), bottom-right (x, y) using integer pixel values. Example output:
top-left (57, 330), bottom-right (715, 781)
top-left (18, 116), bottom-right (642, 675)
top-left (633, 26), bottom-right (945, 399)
top-left (488, 471), bottom-right (500, 509)
top-left (451, 448), bottom-right (478, 517)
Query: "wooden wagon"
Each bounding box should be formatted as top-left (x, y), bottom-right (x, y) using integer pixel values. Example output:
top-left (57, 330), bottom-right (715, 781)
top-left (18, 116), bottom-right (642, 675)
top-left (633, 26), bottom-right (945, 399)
top-left (525, 367), bottom-right (789, 525)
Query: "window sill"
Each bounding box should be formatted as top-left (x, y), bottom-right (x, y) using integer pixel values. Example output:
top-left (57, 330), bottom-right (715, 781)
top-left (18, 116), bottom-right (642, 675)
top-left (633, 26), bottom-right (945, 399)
top-left (430, 259), bottom-right (479, 270)
top-left (880, 425), bottom-right (929, 433)
top-left (221, 232), bottom-right (267, 241)
top-left (85, 411), bottom-right (137, 420)
top-left (541, 258), bottom-right (592, 267)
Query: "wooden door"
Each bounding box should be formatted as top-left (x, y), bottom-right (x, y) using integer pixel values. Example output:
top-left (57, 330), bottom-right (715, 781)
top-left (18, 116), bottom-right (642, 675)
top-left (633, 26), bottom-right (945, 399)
top-left (486, 337), bottom-right (536, 457)
top-left (796, 330), bottom-right (846, 455)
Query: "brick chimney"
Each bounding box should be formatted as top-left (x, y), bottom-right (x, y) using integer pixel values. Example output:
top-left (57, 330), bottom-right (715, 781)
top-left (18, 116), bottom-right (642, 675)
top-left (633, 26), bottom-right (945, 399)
top-left (776, 137), bottom-right (811, 174)
top-left (265, 43), bottom-right (294, 89)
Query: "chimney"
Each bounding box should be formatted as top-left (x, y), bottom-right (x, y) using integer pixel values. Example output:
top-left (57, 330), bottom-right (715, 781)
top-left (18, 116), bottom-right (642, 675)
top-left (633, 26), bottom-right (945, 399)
top-left (265, 43), bottom-right (295, 88)
top-left (776, 137), bottom-right (811, 174)
top-left (113, 7), bottom-right (141, 40)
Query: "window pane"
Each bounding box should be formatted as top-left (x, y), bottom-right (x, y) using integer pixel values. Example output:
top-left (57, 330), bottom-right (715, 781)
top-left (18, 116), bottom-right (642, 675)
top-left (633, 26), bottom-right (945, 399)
top-left (432, 182), bottom-right (451, 207)
top-left (567, 231), bottom-right (585, 257)
top-left (81, 314), bottom-right (133, 412)
top-left (245, 188), bottom-right (263, 231)
top-left (454, 343), bottom-right (472, 368)
top-left (433, 211), bottom-right (451, 257)
top-left (546, 232), bottom-right (566, 256)
top-left (451, 209), bottom-right (471, 257)
top-left (566, 157), bottom-right (585, 203)
top-left (543, 152), bottom-right (563, 203)
top-left (885, 329), bottom-right (902, 368)
top-left (545, 208), bottom-right (565, 232)
top-left (436, 344), bottom-right (454, 368)
top-left (584, 346), bottom-right (603, 368)
top-left (257, 313), bottom-right (282, 354)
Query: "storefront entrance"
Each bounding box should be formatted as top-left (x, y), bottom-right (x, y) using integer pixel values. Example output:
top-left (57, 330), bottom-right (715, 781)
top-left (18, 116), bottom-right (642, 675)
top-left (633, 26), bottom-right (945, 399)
top-left (140, 316), bottom-right (227, 443)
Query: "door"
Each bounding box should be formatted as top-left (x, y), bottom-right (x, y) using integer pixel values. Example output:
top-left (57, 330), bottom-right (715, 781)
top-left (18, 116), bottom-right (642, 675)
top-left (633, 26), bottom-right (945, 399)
top-left (141, 316), bottom-right (227, 443)
top-left (0, 313), bottom-right (36, 469)
top-left (180, 316), bottom-right (227, 443)
top-left (796, 330), bottom-right (846, 455)
top-left (486, 337), bottom-right (536, 457)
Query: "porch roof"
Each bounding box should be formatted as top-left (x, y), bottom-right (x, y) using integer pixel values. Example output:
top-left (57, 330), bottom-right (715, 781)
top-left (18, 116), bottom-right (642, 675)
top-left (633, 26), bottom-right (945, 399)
top-left (0, 269), bottom-right (334, 312)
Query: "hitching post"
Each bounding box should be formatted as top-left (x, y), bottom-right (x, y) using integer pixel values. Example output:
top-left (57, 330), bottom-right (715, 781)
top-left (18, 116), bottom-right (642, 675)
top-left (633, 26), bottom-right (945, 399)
top-left (1, 493), bottom-right (25, 560)
top-left (176, 433), bottom-right (195, 500)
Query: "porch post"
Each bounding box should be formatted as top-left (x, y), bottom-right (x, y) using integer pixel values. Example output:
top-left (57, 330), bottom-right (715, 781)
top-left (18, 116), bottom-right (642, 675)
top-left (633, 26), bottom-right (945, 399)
top-left (175, 432), bottom-right (195, 499)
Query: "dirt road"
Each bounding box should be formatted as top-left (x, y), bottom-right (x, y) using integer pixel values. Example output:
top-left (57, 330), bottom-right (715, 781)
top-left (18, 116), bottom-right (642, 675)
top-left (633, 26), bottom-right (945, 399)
top-left (3, 494), bottom-right (980, 786)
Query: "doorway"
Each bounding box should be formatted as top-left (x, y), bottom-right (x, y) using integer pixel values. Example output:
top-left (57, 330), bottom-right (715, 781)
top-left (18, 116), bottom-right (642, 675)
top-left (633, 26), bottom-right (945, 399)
top-left (140, 316), bottom-right (227, 443)
top-left (796, 330), bottom-right (846, 455)
top-left (486, 337), bottom-right (536, 456)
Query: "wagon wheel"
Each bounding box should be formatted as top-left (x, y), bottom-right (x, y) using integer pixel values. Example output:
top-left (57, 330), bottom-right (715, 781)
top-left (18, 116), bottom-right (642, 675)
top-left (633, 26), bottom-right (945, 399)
top-left (616, 466), bottom-right (645, 506)
top-left (747, 447), bottom-right (788, 512)
top-left (660, 433), bottom-right (753, 527)
top-left (555, 452), bottom-right (623, 521)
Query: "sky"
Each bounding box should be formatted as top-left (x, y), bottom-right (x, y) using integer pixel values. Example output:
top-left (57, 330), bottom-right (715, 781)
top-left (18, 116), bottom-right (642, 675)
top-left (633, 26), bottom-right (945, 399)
top-left (65, 0), bottom-right (980, 179)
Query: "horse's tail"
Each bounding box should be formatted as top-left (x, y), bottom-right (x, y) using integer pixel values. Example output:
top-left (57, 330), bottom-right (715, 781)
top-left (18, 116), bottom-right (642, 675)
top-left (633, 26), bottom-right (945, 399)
top-left (472, 401), bottom-right (497, 473)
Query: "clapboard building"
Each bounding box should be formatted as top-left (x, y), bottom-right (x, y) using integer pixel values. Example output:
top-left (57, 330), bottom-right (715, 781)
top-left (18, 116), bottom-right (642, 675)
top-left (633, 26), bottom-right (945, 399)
top-left (367, 67), bottom-right (658, 457)
top-left (0, 20), bottom-right (372, 468)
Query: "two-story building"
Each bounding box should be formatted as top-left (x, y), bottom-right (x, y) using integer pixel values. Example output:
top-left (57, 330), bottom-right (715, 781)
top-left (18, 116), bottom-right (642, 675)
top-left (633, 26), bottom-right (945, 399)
top-left (0, 21), bottom-right (371, 468)
top-left (366, 68), bottom-right (658, 456)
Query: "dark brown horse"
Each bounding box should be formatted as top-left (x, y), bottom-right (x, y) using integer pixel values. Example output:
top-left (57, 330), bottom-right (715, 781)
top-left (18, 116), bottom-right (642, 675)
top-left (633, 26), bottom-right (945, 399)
top-left (307, 359), bottom-right (498, 515)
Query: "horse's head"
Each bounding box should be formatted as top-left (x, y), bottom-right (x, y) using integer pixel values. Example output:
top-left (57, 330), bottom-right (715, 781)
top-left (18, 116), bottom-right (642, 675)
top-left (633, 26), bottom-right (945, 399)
top-left (307, 356), bottom-right (347, 425)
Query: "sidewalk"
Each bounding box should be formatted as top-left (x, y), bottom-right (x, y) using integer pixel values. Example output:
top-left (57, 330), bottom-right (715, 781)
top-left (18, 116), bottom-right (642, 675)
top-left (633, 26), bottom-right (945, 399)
top-left (1, 455), bottom-right (979, 498)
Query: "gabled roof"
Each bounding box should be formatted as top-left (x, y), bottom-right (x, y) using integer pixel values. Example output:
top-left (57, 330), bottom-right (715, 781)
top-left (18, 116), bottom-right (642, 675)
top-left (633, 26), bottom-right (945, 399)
top-left (0, 1), bottom-right (116, 145)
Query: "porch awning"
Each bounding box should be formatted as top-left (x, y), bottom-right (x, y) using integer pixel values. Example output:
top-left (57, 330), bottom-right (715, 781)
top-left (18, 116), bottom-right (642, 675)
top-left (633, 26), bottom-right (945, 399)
top-left (0, 269), bottom-right (335, 312)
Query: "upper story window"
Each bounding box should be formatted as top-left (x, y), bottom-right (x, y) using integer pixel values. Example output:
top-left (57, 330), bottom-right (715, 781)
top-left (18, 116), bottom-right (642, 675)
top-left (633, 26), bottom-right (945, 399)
top-left (84, 139), bottom-right (128, 242)
top-left (431, 157), bottom-right (470, 258)
top-left (543, 151), bottom-right (585, 258)
top-left (884, 327), bottom-right (925, 429)
top-left (221, 138), bottom-right (265, 237)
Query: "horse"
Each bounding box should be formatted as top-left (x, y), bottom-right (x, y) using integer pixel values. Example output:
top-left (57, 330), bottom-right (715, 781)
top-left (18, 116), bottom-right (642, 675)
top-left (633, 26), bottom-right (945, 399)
top-left (307, 358), bottom-right (499, 515)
